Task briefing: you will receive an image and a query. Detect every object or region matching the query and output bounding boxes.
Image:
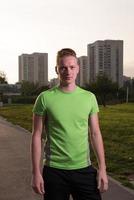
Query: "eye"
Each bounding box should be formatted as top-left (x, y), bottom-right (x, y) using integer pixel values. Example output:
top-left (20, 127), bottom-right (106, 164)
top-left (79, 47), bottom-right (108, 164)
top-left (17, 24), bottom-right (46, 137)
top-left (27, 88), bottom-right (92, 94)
top-left (60, 66), bottom-right (66, 71)
top-left (70, 66), bottom-right (75, 69)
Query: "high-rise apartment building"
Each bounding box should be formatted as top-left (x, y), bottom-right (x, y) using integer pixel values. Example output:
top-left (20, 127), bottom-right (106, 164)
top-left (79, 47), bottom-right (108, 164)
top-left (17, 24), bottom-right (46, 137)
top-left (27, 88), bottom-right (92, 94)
top-left (19, 52), bottom-right (48, 86)
top-left (87, 40), bottom-right (123, 87)
top-left (76, 56), bottom-right (88, 87)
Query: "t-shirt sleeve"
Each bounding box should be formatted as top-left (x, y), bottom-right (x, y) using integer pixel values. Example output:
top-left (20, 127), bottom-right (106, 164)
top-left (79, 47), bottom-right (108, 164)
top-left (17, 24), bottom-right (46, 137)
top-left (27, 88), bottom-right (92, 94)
top-left (32, 93), bottom-right (47, 116)
top-left (90, 93), bottom-right (99, 116)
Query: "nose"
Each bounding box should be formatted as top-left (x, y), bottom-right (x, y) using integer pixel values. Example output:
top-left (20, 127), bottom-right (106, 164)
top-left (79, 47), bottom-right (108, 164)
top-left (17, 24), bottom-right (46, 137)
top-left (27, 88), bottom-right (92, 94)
top-left (66, 67), bottom-right (71, 75)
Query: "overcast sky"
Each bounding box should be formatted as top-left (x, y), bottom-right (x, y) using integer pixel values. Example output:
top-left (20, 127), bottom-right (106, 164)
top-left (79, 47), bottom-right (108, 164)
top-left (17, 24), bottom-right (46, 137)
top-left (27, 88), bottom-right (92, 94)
top-left (0, 0), bottom-right (134, 83)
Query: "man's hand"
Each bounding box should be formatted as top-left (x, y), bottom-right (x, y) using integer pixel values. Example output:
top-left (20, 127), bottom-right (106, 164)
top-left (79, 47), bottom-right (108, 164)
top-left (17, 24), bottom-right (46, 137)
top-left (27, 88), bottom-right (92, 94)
top-left (97, 169), bottom-right (108, 193)
top-left (32, 173), bottom-right (45, 195)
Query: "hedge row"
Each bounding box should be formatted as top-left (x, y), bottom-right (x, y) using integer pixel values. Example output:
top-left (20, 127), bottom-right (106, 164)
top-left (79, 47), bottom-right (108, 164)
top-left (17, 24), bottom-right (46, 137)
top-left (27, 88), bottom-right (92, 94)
top-left (2, 95), bottom-right (37, 104)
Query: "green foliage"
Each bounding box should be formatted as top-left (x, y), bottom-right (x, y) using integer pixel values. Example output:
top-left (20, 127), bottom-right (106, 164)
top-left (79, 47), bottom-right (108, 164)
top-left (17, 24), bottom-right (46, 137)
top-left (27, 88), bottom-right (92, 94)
top-left (20, 81), bottom-right (39, 96)
top-left (2, 95), bottom-right (36, 104)
top-left (123, 78), bottom-right (134, 102)
top-left (20, 80), bottom-right (50, 96)
top-left (35, 85), bottom-right (50, 95)
top-left (81, 76), bottom-right (134, 105)
top-left (0, 71), bottom-right (8, 84)
top-left (12, 96), bottom-right (36, 104)
top-left (90, 74), bottom-right (118, 107)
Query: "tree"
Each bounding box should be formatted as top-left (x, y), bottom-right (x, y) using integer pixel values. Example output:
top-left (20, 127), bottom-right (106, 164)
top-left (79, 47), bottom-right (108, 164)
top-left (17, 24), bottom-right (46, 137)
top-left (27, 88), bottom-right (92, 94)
top-left (35, 85), bottom-right (50, 95)
top-left (118, 87), bottom-right (126, 102)
top-left (0, 71), bottom-right (8, 84)
top-left (90, 74), bottom-right (118, 107)
top-left (20, 81), bottom-right (50, 96)
top-left (0, 71), bottom-right (8, 102)
top-left (123, 77), bottom-right (134, 102)
top-left (132, 78), bottom-right (134, 98)
top-left (20, 81), bottom-right (39, 96)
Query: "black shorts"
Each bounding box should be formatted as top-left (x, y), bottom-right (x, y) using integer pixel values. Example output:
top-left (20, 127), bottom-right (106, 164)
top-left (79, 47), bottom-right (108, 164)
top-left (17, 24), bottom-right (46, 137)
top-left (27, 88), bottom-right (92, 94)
top-left (43, 165), bottom-right (101, 200)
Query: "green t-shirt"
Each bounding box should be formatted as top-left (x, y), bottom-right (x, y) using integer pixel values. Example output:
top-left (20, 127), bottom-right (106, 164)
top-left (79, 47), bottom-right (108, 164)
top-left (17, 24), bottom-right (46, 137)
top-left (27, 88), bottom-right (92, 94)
top-left (33, 85), bottom-right (99, 170)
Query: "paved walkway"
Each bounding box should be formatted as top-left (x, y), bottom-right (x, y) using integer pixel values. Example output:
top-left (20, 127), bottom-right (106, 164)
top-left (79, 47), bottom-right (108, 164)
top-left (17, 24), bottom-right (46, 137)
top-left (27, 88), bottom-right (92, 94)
top-left (0, 116), bottom-right (134, 200)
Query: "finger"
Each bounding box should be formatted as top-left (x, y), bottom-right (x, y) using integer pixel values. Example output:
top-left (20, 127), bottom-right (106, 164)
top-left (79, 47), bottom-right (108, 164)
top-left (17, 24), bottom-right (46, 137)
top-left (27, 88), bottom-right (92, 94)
top-left (97, 178), bottom-right (101, 190)
top-left (32, 185), bottom-right (43, 195)
top-left (97, 178), bottom-right (104, 193)
top-left (99, 182), bottom-right (104, 193)
top-left (100, 181), bottom-right (108, 193)
top-left (103, 181), bottom-right (108, 191)
top-left (38, 185), bottom-right (44, 195)
top-left (40, 182), bottom-right (45, 194)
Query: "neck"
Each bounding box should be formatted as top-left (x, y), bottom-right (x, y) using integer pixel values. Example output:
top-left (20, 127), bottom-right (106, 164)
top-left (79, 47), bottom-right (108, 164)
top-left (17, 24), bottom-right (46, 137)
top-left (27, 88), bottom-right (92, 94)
top-left (59, 82), bottom-right (77, 92)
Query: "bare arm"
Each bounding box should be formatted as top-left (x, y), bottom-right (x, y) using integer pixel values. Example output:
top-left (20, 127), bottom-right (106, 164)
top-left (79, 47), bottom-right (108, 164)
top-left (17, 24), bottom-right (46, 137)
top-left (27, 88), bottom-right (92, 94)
top-left (89, 113), bottom-right (108, 192)
top-left (31, 114), bottom-right (45, 195)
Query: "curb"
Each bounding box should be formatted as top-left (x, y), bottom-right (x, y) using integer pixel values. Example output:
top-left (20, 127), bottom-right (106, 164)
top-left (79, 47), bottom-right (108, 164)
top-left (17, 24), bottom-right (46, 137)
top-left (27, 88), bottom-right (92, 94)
top-left (108, 176), bottom-right (134, 196)
top-left (0, 116), bottom-right (31, 134)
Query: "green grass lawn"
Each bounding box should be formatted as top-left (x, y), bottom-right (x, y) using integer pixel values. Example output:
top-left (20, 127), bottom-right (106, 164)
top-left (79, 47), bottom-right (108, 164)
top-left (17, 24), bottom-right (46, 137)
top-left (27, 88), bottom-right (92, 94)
top-left (0, 103), bottom-right (134, 189)
top-left (0, 104), bottom-right (33, 131)
top-left (98, 103), bottom-right (134, 189)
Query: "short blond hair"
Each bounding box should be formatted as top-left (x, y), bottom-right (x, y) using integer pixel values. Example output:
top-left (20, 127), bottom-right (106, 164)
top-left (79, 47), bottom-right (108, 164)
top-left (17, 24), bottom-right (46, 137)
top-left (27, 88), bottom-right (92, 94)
top-left (56, 48), bottom-right (77, 66)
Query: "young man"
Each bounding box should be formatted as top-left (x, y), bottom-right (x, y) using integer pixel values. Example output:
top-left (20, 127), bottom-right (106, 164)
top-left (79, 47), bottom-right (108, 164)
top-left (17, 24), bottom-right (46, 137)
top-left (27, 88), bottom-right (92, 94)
top-left (31, 48), bottom-right (108, 200)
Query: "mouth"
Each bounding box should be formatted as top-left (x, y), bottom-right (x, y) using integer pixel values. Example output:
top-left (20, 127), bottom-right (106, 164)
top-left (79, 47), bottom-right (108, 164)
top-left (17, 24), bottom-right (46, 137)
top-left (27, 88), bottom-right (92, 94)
top-left (64, 77), bottom-right (72, 80)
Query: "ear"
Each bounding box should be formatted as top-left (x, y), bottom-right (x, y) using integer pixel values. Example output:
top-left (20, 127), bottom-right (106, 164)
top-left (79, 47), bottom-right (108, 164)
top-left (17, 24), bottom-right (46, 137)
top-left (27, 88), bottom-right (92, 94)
top-left (55, 66), bottom-right (59, 74)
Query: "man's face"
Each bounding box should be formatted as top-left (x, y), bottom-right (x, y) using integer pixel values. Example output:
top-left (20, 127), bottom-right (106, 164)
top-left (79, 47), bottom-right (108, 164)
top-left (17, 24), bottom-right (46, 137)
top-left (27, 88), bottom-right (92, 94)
top-left (56, 56), bottom-right (79, 85)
